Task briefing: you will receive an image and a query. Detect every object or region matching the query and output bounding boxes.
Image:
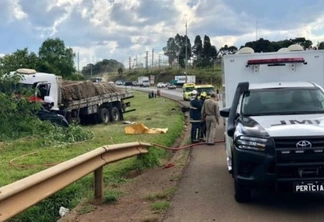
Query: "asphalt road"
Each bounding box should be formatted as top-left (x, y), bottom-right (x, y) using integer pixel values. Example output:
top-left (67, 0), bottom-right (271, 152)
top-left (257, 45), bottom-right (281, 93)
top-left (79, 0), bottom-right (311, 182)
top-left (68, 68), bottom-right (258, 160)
top-left (131, 86), bottom-right (324, 222)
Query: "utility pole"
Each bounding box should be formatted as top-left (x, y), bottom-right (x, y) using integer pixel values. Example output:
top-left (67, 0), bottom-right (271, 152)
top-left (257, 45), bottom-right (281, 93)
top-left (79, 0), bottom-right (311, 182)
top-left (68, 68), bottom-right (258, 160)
top-left (129, 56), bottom-right (131, 70)
top-left (185, 22), bottom-right (188, 83)
top-left (135, 55), bottom-right (138, 68)
top-left (90, 56), bottom-right (93, 77)
top-left (152, 49), bottom-right (154, 69)
top-left (77, 52), bottom-right (80, 72)
top-left (158, 54), bottom-right (161, 69)
top-left (146, 51), bottom-right (149, 71)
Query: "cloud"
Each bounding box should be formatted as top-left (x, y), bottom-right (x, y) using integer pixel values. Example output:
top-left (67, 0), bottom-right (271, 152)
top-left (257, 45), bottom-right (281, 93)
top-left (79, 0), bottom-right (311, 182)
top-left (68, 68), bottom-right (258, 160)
top-left (0, 0), bottom-right (27, 23)
top-left (2, 0), bottom-right (324, 70)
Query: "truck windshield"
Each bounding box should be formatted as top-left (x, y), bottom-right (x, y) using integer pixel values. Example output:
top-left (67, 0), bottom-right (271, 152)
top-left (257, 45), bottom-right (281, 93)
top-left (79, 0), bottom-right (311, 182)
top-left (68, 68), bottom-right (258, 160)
top-left (196, 87), bottom-right (215, 95)
top-left (241, 87), bottom-right (324, 116)
top-left (184, 87), bottom-right (195, 92)
top-left (0, 82), bottom-right (34, 94)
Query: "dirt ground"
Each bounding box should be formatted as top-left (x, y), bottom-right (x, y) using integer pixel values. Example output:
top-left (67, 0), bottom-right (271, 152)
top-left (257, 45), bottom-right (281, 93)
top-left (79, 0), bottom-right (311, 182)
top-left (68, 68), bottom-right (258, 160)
top-left (58, 123), bottom-right (191, 222)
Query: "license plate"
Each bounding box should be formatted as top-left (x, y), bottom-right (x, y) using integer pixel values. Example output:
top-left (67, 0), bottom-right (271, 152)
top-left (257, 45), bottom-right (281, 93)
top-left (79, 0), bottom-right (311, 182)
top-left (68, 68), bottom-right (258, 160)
top-left (294, 181), bottom-right (324, 192)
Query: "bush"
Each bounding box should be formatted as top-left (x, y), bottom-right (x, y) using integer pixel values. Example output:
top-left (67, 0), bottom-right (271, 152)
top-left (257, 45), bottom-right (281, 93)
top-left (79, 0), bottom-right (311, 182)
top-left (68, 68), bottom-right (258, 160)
top-left (0, 74), bottom-right (92, 143)
top-left (67, 73), bottom-right (85, 81)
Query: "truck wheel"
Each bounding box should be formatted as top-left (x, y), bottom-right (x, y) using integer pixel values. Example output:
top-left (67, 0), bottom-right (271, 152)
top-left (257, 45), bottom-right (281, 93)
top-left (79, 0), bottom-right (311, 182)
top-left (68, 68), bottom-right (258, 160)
top-left (98, 108), bottom-right (110, 124)
top-left (234, 180), bottom-right (252, 203)
top-left (111, 107), bottom-right (121, 121)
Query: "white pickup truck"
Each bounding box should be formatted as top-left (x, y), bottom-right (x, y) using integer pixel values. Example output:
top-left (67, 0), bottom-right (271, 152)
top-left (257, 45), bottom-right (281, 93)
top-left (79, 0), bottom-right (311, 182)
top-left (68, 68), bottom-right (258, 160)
top-left (220, 45), bottom-right (324, 202)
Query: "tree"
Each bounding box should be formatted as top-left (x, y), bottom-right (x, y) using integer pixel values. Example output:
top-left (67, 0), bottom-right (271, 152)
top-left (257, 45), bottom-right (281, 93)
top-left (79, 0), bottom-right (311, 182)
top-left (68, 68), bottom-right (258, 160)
top-left (201, 35), bottom-right (217, 67)
top-left (163, 37), bottom-right (179, 65)
top-left (192, 35), bottom-right (203, 67)
top-left (243, 37), bottom-right (313, 52)
top-left (0, 48), bottom-right (39, 74)
top-left (218, 45), bottom-right (238, 57)
top-left (118, 67), bottom-right (123, 76)
top-left (244, 38), bottom-right (274, 52)
top-left (81, 59), bottom-right (124, 76)
top-left (174, 34), bottom-right (192, 68)
top-left (38, 38), bottom-right (75, 78)
top-left (318, 42), bottom-right (324, 50)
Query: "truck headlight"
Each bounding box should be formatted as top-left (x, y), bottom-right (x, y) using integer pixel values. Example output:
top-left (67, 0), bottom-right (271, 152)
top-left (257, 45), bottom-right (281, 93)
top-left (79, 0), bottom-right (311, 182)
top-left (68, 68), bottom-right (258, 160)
top-left (236, 135), bottom-right (268, 151)
top-left (234, 120), bottom-right (269, 151)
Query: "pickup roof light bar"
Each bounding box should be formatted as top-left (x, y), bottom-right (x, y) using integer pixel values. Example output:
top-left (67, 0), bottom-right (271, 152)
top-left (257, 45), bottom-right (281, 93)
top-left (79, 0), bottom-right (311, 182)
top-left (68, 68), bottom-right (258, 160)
top-left (246, 57), bottom-right (307, 67)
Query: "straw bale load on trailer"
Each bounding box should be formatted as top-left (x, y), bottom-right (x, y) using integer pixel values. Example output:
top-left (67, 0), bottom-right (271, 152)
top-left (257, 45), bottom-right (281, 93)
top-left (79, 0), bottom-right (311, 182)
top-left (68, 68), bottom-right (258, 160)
top-left (58, 80), bottom-right (134, 124)
top-left (61, 80), bottom-right (124, 102)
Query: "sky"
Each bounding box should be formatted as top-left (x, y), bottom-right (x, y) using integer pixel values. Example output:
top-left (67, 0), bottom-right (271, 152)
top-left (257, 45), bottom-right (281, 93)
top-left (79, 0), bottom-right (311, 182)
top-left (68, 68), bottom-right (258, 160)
top-left (1, 0), bottom-right (324, 70)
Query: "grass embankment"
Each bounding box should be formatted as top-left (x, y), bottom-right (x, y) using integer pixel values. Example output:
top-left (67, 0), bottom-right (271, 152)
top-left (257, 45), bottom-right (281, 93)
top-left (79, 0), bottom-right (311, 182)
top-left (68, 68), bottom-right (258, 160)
top-left (1, 91), bottom-right (185, 222)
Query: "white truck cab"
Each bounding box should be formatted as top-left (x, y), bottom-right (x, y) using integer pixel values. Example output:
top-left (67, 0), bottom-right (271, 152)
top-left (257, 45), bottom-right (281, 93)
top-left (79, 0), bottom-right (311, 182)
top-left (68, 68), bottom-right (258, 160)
top-left (12, 69), bottom-right (61, 110)
top-left (220, 45), bottom-right (324, 202)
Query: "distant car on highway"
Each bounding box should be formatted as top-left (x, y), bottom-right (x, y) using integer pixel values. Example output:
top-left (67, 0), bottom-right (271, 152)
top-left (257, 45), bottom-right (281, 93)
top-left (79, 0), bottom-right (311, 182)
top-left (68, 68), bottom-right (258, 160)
top-left (124, 81), bottom-right (133, 86)
top-left (157, 82), bottom-right (167, 88)
top-left (90, 77), bottom-right (104, 82)
top-left (115, 80), bottom-right (123, 85)
top-left (167, 84), bottom-right (176, 90)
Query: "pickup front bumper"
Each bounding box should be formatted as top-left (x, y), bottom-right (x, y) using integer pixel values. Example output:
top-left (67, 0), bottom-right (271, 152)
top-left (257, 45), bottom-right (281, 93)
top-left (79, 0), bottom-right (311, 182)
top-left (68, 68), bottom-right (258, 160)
top-left (233, 136), bottom-right (324, 192)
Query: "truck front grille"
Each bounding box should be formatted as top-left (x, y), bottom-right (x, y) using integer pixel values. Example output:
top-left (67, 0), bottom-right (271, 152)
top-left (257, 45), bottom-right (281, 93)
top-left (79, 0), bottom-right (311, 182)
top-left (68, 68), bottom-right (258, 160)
top-left (274, 137), bottom-right (324, 149)
top-left (273, 137), bottom-right (324, 179)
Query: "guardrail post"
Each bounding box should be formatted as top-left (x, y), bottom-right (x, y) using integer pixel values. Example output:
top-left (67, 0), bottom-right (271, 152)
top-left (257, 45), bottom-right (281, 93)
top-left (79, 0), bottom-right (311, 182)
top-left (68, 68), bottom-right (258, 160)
top-left (94, 167), bottom-right (104, 200)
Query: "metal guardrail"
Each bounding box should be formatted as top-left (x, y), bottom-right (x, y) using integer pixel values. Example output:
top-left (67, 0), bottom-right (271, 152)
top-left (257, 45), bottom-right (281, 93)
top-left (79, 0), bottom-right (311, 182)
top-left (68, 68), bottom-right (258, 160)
top-left (0, 142), bottom-right (150, 221)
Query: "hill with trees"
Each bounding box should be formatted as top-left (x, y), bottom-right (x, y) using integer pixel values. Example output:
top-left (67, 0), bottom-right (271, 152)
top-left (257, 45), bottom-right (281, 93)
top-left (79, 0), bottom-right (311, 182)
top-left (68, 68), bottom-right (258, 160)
top-left (1, 35), bottom-right (324, 88)
top-left (81, 59), bottom-right (124, 77)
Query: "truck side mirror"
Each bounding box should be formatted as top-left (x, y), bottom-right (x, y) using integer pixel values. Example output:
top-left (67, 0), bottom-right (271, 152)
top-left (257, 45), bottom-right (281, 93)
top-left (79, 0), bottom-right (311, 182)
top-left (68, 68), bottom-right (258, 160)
top-left (220, 107), bottom-right (230, 117)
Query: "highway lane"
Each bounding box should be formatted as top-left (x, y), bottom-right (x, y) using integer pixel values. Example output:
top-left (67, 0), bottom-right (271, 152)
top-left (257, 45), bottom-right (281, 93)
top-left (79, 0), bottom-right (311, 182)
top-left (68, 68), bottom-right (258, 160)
top-left (129, 86), bottom-right (324, 222)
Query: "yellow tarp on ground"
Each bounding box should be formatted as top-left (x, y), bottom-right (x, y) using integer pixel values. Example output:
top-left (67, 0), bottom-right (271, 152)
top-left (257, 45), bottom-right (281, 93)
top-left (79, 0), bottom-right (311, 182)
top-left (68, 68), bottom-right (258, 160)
top-left (124, 123), bottom-right (168, 134)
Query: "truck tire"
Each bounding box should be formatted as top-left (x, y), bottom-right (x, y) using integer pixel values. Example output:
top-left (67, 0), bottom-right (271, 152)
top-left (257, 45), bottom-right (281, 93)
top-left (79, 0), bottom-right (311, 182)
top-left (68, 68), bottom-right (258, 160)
top-left (111, 107), bottom-right (121, 121)
top-left (233, 155), bottom-right (251, 202)
top-left (234, 180), bottom-right (252, 203)
top-left (98, 107), bottom-right (110, 124)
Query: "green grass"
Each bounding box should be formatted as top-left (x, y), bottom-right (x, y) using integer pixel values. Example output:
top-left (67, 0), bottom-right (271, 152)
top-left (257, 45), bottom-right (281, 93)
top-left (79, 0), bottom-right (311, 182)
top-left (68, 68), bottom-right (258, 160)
top-left (76, 203), bottom-right (97, 215)
top-left (103, 190), bottom-right (123, 204)
top-left (4, 90), bottom-right (185, 222)
top-left (145, 187), bottom-right (177, 201)
top-left (151, 201), bottom-right (170, 212)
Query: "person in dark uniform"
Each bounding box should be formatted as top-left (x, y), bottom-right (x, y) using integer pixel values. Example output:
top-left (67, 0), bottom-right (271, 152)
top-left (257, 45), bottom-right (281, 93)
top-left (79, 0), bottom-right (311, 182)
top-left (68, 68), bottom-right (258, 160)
top-left (189, 90), bottom-right (203, 143)
top-left (199, 92), bottom-right (207, 141)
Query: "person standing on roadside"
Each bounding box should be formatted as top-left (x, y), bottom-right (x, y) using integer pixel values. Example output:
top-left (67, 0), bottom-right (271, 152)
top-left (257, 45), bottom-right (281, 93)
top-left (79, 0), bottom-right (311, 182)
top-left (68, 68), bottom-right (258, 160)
top-left (199, 92), bottom-right (207, 141)
top-left (189, 90), bottom-right (203, 143)
top-left (201, 92), bottom-right (220, 145)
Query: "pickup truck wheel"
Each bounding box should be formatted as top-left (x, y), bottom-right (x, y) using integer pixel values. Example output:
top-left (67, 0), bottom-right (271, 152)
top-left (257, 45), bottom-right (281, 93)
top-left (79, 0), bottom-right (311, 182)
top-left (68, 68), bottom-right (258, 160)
top-left (111, 107), bottom-right (121, 121)
top-left (234, 179), bottom-right (252, 203)
top-left (98, 108), bottom-right (110, 124)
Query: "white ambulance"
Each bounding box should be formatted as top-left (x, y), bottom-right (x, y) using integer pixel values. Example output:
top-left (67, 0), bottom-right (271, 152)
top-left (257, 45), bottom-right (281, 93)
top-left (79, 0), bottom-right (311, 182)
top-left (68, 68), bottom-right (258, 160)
top-left (221, 45), bottom-right (324, 202)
